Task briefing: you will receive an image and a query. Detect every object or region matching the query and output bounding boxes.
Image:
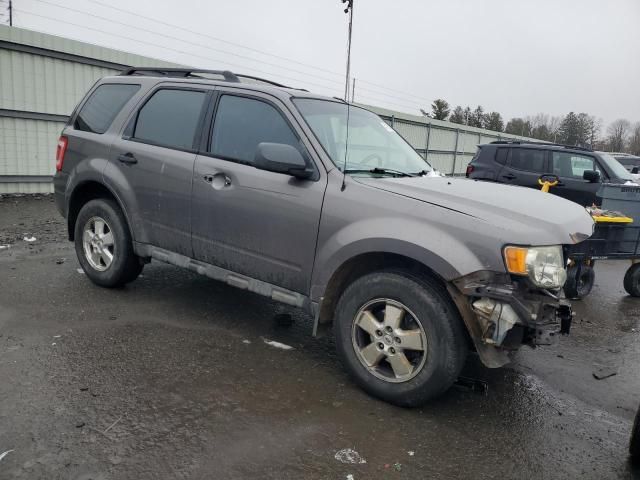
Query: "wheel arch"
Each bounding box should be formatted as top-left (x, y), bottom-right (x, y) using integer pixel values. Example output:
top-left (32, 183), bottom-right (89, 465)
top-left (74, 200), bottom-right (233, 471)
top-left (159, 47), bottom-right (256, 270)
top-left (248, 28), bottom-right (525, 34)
top-left (313, 251), bottom-right (453, 336)
top-left (67, 181), bottom-right (132, 242)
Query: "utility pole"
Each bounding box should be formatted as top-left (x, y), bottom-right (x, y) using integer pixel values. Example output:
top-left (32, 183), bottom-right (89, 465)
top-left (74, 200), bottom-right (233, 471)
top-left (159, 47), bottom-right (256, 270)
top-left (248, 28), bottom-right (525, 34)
top-left (342, 0), bottom-right (353, 102)
top-left (8, 0), bottom-right (12, 26)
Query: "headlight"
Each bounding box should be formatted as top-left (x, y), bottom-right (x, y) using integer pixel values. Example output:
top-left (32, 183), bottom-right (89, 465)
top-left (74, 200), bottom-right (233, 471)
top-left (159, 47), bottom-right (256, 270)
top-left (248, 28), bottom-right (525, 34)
top-left (503, 245), bottom-right (567, 289)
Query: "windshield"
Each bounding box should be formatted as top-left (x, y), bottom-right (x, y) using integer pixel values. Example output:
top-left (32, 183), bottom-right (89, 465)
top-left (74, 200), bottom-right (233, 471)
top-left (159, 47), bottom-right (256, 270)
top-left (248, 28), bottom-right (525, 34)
top-left (598, 152), bottom-right (634, 180)
top-left (293, 98), bottom-right (431, 175)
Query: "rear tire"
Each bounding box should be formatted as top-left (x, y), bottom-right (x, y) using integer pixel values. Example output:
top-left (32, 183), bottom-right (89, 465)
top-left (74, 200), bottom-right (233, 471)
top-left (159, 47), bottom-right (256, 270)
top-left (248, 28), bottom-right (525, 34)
top-left (333, 271), bottom-right (467, 407)
top-left (74, 198), bottom-right (143, 288)
top-left (563, 264), bottom-right (595, 300)
top-left (624, 264), bottom-right (640, 297)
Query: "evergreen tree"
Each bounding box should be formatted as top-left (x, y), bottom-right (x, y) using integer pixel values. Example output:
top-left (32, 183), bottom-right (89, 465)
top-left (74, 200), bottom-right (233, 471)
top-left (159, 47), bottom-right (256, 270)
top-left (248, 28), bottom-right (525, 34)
top-left (430, 99), bottom-right (450, 120)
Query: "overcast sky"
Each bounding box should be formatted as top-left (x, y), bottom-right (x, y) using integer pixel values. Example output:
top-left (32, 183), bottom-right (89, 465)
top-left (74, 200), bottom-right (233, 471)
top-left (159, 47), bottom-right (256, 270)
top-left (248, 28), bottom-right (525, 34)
top-left (9, 0), bottom-right (640, 126)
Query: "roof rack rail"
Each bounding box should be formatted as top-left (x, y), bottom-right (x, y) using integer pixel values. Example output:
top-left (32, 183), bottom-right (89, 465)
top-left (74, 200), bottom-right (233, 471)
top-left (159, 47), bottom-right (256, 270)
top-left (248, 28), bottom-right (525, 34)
top-left (489, 140), bottom-right (593, 152)
top-left (119, 68), bottom-right (290, 88)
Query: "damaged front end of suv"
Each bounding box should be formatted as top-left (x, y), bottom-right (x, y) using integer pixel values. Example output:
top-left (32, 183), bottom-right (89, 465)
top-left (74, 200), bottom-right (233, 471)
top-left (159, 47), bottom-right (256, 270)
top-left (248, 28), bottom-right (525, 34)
top-left (448, 245), bottom-right (581, 368)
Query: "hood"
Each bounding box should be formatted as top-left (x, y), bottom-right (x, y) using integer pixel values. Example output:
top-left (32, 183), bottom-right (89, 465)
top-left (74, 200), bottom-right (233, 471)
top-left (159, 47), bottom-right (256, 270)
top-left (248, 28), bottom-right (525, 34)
top-left (354, 176), bottom-right (594, 245)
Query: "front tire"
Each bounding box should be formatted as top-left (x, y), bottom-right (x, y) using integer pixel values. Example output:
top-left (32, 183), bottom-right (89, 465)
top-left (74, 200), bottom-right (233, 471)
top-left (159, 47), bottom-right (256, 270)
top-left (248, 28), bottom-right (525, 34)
top-left (74, 198), bottom-right (143, 288)
top-left (334, 271), bottom-right (467, 407)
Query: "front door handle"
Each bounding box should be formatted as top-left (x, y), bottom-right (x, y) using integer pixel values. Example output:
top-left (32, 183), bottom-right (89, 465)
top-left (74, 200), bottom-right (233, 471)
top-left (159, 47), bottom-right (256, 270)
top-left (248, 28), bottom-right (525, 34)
top-left (502, 173), bottom-right (516, 180)
top-left (203, 173), bottom-right (231, 188)
top-left (117, 153), bottom-right (137, 164)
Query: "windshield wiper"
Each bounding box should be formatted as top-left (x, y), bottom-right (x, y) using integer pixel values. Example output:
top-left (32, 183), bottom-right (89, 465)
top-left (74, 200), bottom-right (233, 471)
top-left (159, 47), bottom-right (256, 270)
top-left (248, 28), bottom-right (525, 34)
top-left (344, 167), bottom-right (416, 177)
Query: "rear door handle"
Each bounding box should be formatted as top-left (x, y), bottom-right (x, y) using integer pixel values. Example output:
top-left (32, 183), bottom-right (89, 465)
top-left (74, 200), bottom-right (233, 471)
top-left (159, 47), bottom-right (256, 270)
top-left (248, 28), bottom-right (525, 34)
top-left (502, 173), bottom-right (516, 180)
top-left (117, 153), bottom-right (137, 164)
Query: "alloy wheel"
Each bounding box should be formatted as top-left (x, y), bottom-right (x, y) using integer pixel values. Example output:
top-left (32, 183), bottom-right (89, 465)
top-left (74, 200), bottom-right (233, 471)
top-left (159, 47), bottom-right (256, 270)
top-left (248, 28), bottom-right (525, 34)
top-left (82, 216), bottom-right (115, 271)
top-left (351, 298), bottom-right (428, 383)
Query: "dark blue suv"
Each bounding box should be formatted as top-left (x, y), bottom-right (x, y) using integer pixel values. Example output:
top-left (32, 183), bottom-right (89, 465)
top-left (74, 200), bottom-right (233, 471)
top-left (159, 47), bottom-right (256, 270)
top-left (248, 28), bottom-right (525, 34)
top-left (467, 141), bottom-right (635, 206)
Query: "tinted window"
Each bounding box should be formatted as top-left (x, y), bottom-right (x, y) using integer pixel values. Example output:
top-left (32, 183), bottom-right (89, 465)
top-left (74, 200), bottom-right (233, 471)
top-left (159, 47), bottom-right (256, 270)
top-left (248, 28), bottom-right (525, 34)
top-left (552, 152), bottom-right (599, 178)
top-left (134, 89), bottom-right (206, 150)
top-left (495, 148), bottom-right (508, 165)
top-left (75, 84), bottom-right (139, 134)
top-left (510, 148), bottom-right (546, 172)
top-left (211, 95), bottom-right (299, 164)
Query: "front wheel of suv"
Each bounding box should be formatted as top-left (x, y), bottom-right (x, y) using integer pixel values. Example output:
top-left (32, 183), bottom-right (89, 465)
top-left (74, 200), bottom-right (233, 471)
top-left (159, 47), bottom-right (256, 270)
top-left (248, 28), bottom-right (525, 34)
top-left (74, 198), bottom-right (143, 288)
top-left (334, 271), bottom-right (467, 407)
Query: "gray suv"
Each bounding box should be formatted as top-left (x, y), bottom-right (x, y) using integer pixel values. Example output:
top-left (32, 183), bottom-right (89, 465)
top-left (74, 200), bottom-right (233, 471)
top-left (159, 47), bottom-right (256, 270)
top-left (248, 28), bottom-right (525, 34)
top-left (54, 68), bottom-right (593, 406)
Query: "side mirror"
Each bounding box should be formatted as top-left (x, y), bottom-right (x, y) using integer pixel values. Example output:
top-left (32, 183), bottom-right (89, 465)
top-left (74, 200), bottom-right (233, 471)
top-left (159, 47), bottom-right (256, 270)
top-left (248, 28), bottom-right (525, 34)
top-left (583, 170), bottom-right (600, 183)
top-left (632, 167), bottom-right (639, 174)
top-left (254, 143), bottom-right (312, 179)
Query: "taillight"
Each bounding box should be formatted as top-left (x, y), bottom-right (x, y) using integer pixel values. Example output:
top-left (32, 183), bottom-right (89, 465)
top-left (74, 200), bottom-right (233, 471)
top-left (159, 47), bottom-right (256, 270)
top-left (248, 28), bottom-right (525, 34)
top-left (56, 136), bottom-right (68, 172)
top-left (465, 164), bottom-right (474, 177)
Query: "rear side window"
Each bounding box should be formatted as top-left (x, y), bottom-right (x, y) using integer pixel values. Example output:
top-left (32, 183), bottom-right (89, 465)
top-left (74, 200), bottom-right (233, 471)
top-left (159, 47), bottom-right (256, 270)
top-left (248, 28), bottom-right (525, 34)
top-left (509, 148), bottom-right (546, 172)
top-left (210, 95), bottom-right (299, 164)
top-left (495, 148), bottom-right (508, 165)
top-left (75, 84), bottom-right (140, 134)
top-left (133, 89), bottom-right (207, 150)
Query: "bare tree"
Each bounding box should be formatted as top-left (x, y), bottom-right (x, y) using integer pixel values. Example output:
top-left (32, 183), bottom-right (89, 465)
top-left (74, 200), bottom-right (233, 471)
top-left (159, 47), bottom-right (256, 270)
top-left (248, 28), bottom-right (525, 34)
top-left (607, 119), bottom-right (631, 152)
top-left (629, 122), bottom-right (640, 156)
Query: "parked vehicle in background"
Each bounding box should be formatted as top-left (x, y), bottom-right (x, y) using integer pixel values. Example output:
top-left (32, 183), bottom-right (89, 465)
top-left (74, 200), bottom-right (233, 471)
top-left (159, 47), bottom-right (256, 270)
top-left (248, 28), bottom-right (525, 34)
top-left (612, 154), bottom-right (640, 183)
top-left (54, 68), bottom-right (593, 406)
top-left (611, 153), bottom-right (640, 173)
top-left (467, 141), bottom-right (636, 206)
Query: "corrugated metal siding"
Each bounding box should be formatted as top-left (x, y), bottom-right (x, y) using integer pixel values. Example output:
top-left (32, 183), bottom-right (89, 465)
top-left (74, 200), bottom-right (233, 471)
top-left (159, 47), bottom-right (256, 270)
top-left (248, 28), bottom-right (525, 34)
top-left (0, 49), bottom-right (117, 114)
top-left (0, 25), bottom-right (181, 69)
top-left (0, 182), bottom-right (54, 194)
top-left (0, 117), bottom-right (64, 175)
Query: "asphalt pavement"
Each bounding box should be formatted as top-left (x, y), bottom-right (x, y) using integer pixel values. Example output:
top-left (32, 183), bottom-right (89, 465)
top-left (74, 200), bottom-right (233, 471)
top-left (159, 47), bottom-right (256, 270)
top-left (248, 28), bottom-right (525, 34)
top-left (0, 194), bottom-right (639, 479)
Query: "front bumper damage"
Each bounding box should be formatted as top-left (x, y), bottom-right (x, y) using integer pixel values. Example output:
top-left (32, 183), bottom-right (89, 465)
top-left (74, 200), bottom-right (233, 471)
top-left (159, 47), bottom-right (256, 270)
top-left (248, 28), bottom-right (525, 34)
top-left (447, 271), bottom-right (573, 368)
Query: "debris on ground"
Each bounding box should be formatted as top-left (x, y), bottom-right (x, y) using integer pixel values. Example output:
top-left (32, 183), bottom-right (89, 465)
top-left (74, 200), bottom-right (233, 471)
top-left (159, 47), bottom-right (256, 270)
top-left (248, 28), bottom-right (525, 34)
top-left (75, 421), bottom-right (85, 428)
top-left (0, 245), bottom-right (10, 250)
top-left (394, 462), bottom-right (402, 471)
top-left (263, 339), bottom-right (294, 350)
top-left (593, 366), bottom-right (617, 380)
top-left (103, 416), bottom-right (122, 434)
top-left (0, 450), bottom-right (14, 462)
top-left (23, 236), bottom-right (36, 242)
top-left (346, 475), bottom-right (354, 480)
top-left (455, 376), bottom-right (489, 395)
top-left (55, 258), bottom-right (65, 264)
top-left (53, 335), bottom-right (61, 338)
top-left (76, 269), bottom-right (84, 274)
top-left (407, 451), bottom-right (415, 456)
top-left (242, 339), bottom-right (251, 344)
top-left (334, 448), bottom-right (366, 464)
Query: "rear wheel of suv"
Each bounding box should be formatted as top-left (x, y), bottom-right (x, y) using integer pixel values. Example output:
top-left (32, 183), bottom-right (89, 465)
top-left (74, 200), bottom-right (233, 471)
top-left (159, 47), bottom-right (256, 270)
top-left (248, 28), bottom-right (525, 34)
top-left (74, 198), bottom-right (143, 288)
top-left (334, 271), bottom-right (467, 407)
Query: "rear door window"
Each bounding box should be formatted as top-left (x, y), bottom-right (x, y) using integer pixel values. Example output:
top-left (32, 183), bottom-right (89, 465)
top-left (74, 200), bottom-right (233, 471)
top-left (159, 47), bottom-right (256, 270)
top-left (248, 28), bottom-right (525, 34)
top-left (209, 94), bottom-right (300, 165)
top-left (495, 148), bottom-right (508, 165)
top-left (75, 84), bottom-right (140, 134)
top-left (552, 152), bottom-right (600, 178)
top-left (509, 148), bottom-right (546, 172)
top-left (133, 89), bottom-right (207, 150)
